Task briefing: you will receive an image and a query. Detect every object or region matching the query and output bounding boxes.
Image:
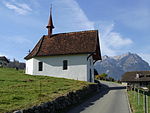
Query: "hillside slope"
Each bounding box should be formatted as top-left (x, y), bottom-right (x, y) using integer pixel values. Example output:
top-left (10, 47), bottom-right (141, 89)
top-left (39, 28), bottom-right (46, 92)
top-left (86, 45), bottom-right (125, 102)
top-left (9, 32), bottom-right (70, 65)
top-left (0, 68), bottom-right (90, 113)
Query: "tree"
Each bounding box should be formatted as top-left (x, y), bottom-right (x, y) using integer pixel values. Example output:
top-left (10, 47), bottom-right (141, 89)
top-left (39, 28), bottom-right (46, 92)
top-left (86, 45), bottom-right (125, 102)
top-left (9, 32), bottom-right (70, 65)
top-left (108, 77), bottom-right (115, 82)
top-left (101, 73), bottom-right (108, 78)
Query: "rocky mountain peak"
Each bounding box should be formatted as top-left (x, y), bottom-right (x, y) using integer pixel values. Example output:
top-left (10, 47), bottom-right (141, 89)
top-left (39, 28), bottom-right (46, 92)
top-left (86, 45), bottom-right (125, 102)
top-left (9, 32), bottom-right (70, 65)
top-left (95, 52), bottom-right (150, 80)
top-left (113, 52), bottom-right (134, 60)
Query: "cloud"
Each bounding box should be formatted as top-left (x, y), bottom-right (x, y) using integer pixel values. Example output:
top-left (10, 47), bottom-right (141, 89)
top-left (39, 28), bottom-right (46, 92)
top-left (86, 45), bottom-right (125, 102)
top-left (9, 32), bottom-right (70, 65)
top-left (16, 3), bottom-right (32, 11)
top-left (53, 0), bottom-right (94, 32)
top-left (99, 23), bottom-right (133, 56)
top-left (3, 1), bottom-right (32, 15)
top-left (100, 43), bottom-right (117, 56)
top-left (63, 0), bottom-right (94, 29)
top-left (106, 32), bottom-right (133, 48)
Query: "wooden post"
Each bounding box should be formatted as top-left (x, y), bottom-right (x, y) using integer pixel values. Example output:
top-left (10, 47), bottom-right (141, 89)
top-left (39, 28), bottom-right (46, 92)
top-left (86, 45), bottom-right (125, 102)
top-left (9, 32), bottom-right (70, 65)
top-left (143, 91), bottom-right (145, 113)
top-left (134, 87), bottom-right (136, 99)
top-left (39, 80), bottom-right (42, 101)
top-left (144, 92), bottom-right (147, 113)
top-left (146, 94), bottom-right (148, 113)
top-left (138, 89), bottom-right (140, 105)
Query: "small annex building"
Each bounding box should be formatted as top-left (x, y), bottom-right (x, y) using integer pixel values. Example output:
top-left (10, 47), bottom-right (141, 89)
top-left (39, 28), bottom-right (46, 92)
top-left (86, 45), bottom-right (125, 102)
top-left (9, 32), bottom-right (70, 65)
top-left (0, 56), bottom-right (9, 67)
top-left (24, 9), bottom-right (101, 82)
top-left (121, 71), bottom-right (150, 88)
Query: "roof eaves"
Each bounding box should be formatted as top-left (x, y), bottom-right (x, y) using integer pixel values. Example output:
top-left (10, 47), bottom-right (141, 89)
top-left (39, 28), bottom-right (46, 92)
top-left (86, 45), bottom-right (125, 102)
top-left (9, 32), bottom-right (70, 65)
top-left (24, 35), bottom-right (45, 60)
top-left (26, 52), bottom-right (93, 60)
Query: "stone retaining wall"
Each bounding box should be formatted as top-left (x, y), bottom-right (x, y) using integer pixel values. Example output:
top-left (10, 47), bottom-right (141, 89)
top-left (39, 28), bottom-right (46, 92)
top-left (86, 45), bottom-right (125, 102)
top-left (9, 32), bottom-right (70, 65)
top-left (12, 83), bottom-right (100, 113)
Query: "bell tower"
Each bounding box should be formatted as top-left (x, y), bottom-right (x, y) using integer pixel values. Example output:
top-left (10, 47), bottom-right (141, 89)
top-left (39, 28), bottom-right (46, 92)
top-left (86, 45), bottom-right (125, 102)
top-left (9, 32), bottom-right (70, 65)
top-left (46, 5), bottom-right (54, 37)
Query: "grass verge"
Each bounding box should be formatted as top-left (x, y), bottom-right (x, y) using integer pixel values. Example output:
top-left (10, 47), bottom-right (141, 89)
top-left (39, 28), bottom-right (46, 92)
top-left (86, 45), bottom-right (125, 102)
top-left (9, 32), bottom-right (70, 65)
top-left (0, 68), bottom-right (91, 113)
top-left (128, 90), bottom-right (150, 113)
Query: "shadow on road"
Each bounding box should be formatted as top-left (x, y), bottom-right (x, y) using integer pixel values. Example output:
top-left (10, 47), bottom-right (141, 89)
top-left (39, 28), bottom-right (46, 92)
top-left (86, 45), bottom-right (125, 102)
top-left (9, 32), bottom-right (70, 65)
top-left (109, 86), bottom-right (126, 90)
top-left (66, 83), bottom-right (110, 113)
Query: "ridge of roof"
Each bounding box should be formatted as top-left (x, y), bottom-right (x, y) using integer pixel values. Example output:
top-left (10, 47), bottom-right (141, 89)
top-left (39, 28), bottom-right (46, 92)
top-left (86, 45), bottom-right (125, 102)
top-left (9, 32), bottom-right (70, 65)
top-left (51, 30), bottom-right (98, 36)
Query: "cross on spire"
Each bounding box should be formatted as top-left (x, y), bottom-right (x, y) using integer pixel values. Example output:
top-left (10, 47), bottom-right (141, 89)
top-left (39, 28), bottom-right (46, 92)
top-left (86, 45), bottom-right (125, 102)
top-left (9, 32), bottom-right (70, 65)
top-left (46, 5), bottom-right (54, 37)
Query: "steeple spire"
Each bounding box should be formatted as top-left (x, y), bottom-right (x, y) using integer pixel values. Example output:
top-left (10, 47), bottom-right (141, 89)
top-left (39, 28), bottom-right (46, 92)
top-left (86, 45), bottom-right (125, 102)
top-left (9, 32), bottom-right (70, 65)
top-left (46, 5), bottom-right (54, 37)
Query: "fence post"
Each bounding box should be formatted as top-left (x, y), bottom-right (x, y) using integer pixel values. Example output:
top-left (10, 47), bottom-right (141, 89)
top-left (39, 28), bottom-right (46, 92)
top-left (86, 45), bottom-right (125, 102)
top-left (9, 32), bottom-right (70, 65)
top-left (144, 92), bottom-right (147, 113)
top-left (39, 80), bottom-right (42, 101)
top-left (138, 89), bottom-right (140, 105)
top-left (146, 94), bottom-right (148, 113)
top-left (143, 91), bottom-right (145, 113)
top-left (134, 87), bottom-right (136, 99)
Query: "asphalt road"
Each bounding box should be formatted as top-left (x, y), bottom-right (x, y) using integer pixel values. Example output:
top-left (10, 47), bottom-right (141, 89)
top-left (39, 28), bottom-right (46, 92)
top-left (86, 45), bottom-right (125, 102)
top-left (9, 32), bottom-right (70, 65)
top-left (66, 81), bottom-right (130, 113)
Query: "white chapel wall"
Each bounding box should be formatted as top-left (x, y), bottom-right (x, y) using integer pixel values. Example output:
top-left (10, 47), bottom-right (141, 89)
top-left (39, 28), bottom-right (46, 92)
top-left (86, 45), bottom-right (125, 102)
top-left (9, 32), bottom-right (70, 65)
top-left (29, 54), bottom-right (88, 81)
top-left (25, 58), bottom-right (34, 75)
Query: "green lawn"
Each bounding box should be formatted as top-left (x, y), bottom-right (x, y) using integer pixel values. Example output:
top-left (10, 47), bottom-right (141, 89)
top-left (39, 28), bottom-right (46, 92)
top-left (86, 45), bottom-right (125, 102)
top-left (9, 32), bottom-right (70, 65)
top-left (128, 90), bottom-right (150, 113)
top-left (0, 68), bottom-right (91, 113)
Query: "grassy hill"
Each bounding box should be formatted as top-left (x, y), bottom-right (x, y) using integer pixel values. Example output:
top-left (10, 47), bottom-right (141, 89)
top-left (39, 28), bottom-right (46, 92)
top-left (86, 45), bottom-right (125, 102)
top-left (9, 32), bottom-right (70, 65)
top-left (0, 68), bottom-right (91, 113)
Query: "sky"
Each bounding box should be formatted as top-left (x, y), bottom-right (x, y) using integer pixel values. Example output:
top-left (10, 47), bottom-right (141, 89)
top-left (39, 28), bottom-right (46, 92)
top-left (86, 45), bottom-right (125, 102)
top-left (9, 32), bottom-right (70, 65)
top-left (0, 0), bottom-right (150, 64)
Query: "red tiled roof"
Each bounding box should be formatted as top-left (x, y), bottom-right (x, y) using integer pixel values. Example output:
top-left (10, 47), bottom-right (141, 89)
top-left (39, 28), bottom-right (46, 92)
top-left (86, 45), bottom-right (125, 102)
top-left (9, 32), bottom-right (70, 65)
top-left (121, 71), bottom-right (150, 82)
top-left (24, 30), bottom-right (101, 60)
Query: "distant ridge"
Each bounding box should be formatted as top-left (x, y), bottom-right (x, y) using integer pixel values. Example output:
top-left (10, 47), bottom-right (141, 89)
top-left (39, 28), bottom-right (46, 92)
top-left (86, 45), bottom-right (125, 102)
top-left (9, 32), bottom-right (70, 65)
top-left (94, 52), bottom-right (150, 80)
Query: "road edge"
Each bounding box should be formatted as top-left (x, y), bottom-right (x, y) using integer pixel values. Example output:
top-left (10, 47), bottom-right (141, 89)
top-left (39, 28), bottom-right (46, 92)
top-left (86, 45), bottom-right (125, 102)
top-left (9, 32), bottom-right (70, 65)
top-left (125, 89), bottom-right (132, 113)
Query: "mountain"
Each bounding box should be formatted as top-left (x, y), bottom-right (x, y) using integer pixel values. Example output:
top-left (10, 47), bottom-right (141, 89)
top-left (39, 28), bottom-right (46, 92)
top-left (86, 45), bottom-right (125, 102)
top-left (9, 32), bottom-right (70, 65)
top-left (94, 52), bottom-right (150, 80)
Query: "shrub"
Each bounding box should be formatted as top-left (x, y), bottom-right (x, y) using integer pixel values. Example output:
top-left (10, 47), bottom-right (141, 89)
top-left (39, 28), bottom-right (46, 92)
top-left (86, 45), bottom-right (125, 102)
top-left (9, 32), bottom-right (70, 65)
top-left (95, 75), bottom-right (102, 80)
top-left (95, 73), bottom-right (108, 80)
